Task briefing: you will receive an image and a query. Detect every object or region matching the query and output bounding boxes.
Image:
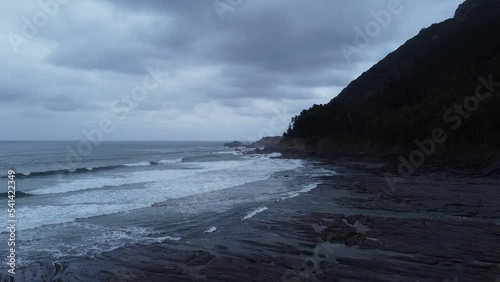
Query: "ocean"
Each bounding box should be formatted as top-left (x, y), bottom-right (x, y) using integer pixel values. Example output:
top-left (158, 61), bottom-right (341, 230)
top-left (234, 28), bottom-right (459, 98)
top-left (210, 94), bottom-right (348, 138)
top-left (0, 141), bottom-right (335, 268)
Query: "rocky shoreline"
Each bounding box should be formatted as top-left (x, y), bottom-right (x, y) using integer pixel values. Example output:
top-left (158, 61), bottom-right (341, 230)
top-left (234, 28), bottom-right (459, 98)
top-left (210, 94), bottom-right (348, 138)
top-left (2, 157), bottom-right (500, 281)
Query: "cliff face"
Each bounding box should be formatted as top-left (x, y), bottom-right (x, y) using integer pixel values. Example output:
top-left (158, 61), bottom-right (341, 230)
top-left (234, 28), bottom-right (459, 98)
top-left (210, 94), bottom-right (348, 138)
top-left (284, 0), bottom-right (500, 156)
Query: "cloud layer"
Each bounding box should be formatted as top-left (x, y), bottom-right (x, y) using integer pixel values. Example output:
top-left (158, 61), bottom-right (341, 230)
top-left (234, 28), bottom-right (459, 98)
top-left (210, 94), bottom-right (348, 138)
top-left (0, 0), bottom-right (463, 140)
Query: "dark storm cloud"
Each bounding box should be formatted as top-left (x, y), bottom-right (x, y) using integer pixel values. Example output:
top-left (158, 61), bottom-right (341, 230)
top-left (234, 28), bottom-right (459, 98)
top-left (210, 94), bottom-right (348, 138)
top-left (42, 0), bottom-right (455, 87)
top-left (0, 0), bottom-right (464, 140)
top-left (46, 1), bottom-right (392, 75)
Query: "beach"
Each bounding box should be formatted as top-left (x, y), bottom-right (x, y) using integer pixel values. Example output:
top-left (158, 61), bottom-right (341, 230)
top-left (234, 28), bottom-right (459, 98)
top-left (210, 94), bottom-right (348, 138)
top-left (4, 152), bottom-right (499, 281)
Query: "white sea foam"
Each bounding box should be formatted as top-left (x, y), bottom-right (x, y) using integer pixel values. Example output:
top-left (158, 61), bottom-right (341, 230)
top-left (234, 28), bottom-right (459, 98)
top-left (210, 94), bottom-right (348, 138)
top-left (158, 158), bottom-right (183, 164)
top-left (311, 168), bottom-right (336, 177)
top-left (267, 152), bottom-right (282, 158)
top-left (204, 226), bottom-right (217, 233)
top-left (299, 183), bottom-right (319, 193)
top-left (17, 157), bottom-right (303, 230)
top-left (124, 161), bottom-right (151, 167)
top-left (242, 207), bottom-right (268, 220)
top-left (15, 222), bottom-right (181, 262)
top-left (279, 182), bottom-right (319, 200)
top-left (280, 192), bottom-right (300, 200)
top-left (28, 169), bottom-right (198, 195)
top-left (214, 151), bottom-right (242, 155)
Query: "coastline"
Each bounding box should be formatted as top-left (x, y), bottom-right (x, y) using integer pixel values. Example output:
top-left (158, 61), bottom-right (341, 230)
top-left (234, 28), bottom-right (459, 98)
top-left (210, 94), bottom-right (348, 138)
top-left (3, 155), bottom-right (500, 281)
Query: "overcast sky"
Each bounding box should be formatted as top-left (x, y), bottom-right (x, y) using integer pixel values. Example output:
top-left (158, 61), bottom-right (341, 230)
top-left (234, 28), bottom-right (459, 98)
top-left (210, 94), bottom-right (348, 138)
top-left (0, 0), bottom-right (463, 141)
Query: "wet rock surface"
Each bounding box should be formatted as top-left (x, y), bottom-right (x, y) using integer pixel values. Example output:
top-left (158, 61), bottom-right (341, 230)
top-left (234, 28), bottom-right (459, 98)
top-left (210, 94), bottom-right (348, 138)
top-left (2, 162), bottom-right (500, 281)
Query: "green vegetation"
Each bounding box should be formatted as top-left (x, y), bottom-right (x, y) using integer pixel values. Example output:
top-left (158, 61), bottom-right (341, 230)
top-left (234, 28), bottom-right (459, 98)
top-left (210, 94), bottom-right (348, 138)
top-left (285, 3), bottom-right (500, 153)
